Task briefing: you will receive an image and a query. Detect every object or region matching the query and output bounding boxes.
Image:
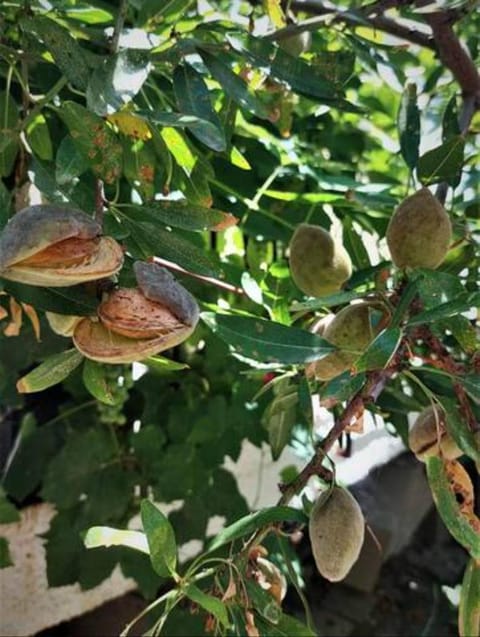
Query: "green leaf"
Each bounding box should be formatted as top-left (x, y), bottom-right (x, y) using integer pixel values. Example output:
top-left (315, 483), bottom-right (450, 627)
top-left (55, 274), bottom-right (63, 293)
top-left (459, 558), bottom-right (480, 637)
top-left (59, 101), bottom-right (122, 184)
top-left (256, 612), bottom-right (317, 636)
top-left (398, 83), bottom-right (420, 170)
top-left (120, 200), bottom-right (236, 232)
top-left (435, 395), bottom-right (480, 464)
top-left (263, 391), bottom-right (298, 460)
top-left (202, 313), bottom-right (336, 365)
top-left (16, 349), bottom-right (84, 394)
top-left (0, 537), bottom-right (13, 568)
top-left (416, 269), bottom-right (464, 308)
top-left (276, 613), bottom-right (317, 636)
top-left (354, 328), bottom-right (402, 373)
top-left (3, 422), bottom-right (66, 501)
top-left (26, 113), bottom-right (53, 161)
top-left (207, 506), bottom-right (308, 553)
top-left (21, 16), bottom-right (92, 90)
top-left (174, 63), bottom-right (226, 151)
top-left (426, 457), bottom-right (480, 560)
top-left (41, 428), bottom-right (116, 508)
top-left (82, 360), bottom-right (121, 405)
top-left (140, 500), bottom-right (177, 578)
top-left (228, 34), bottom-right (338, 101)
top-left (138, 0), bottom-right (194, 25)
top-left (342, 217), bottom-right (371, 269)
top-left (184, 583), bottom-right (230, 629)
top-left (87, 50), bottom-right (151, 116)
top-left (245, 579), bottom-right (282, 624)
top-left (322, 372), bottom-right (366, 402)
top-left (0, 493), bottom-right (20, 524)
top-left (199, 50), bottom-right (270, 120)
top-left (463, 375), bottom-right (480, 405)
top-left (56, 135), bottom-right (89, 185)
top-left (145, 356), bottom-right (189, 373)
top-left (0, 92), bottom-right (20, 177)
top-left (442, 96), bottom-right (460, 142)
top-left (3, 281), bottom-right (97, 315)
top-left (417, 135), bottom-right (465, 187)
top-left (440, 315), bottom-right (478, 354)
top-left (407, 292), bottom-right (479, 326)
top-left (122, 218), bottom-right (219, 277)
top-left (84, 526), bottom-right (150, 554)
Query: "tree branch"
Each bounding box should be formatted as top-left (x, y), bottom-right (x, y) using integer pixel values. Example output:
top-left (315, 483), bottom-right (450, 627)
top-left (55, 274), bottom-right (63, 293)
top-left (278, 356), bottom-right (402, 505)
top-left (287, 0), bottom-right (435, 49)
top-left (425, 10), bottom-right (480, 103)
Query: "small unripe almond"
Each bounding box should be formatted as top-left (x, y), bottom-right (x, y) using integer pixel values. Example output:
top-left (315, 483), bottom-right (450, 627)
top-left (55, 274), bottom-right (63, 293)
top-left (309, 486), bottom-right (365, 582)
top-left (289, 224), bottom-right (352, 298)
top-left (386, 188), bottom-right (452, 269)
top-left (312, 301), bottom-right (390, 381)
top-left (408, 405), bottom-right (462, 461)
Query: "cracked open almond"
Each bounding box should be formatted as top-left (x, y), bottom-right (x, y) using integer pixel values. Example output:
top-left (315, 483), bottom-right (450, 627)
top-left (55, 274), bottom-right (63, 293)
top-left (73, 261), bottom-right (199, 363)
top-left (0, 205), bottom-right (124, 286)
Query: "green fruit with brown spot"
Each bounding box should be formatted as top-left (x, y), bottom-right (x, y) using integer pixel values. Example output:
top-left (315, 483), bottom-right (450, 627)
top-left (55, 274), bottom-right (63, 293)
top-left (289, 224), bottom-right (352, 297)
top-left (408, 405), bottom-right (462, 461)
top-left (312, 301), bottom-right (390, 381)
top-left (309, 486), bottom-right (365, 582)
top-left (386, 188), bottom-right (452, 269)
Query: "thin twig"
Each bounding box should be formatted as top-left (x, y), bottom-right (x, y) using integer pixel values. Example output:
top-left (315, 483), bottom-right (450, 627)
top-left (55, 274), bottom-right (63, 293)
top-left (110, 0), bottom-right (129, 54)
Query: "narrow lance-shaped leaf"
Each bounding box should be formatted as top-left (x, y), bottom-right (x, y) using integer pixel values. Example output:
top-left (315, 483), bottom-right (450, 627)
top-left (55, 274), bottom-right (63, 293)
top-left (226, 34), bottom-right (359, 111)
top-left (417, 135), bottom-right (465, 187)
top-left (21, 16), bottom-right (92, 89)
top-left (83, 360), bottom-right (121, 406)
top-left (354, 327), bottom-right (402, 373)
top-left (207, 506), bottom-right (308, 553)
top-left (84, 526), bottom-right (150, 555)
top-left (202, 312), bottom-right (336, 365)
top-left (435, 395), bottom-right (480, 464)
top-left (173, 63), bottom-right (226, 152)
top-left (199, 50), bottom-right (271, 120)
top-left (120, 201), bottom-right (238, 232)
top-left (59, 101), bottom-right (122, 184)
top-left (426, 457), bottom-right (480, 560)
top-left (442, 95), bottom-right (461, 142)
top-left (459, 557), bottom-right (480, 637)
top-left (121, 218), bottom-right (220, 277)
top-left (263, 390), bottom-right (298, 460)
top-left (398, 83), bottom-right (420, 171)
top-left (3, 281), bottom-right (98, 315)
top-left (140, 500), bottom-right (177, 578)
top-left (184, 584), bottom-right (230, 629)
top-left (17, 349), bottom-right (84, 394)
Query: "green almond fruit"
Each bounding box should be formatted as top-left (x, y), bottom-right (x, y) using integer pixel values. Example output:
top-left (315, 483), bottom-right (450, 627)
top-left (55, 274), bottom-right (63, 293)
top-left (289, 224), bottom-right (352, 298)
top-left (408, 405), bottom-right (463, 462)
top-left (313, 301), bottom-right (390, 381)
top-left (309, 486), bottom-right (365, 582)
top-left (386, 188), bottom-right (452, 269)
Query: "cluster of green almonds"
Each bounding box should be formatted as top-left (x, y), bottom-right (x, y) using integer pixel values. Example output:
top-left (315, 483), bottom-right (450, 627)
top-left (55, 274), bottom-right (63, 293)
top-left (0, 205), bottom-right (199, 363)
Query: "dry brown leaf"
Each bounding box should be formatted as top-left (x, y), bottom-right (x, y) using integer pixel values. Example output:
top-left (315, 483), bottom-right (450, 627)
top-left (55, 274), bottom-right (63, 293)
top-left (245, 611), bottom-right (260, 637)
top-left (21, 303), bottom-right (41, 341)
top-left (445, 460), bottom-right (480, 534)
top-left (4, 297), bottom-right (23, 337)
